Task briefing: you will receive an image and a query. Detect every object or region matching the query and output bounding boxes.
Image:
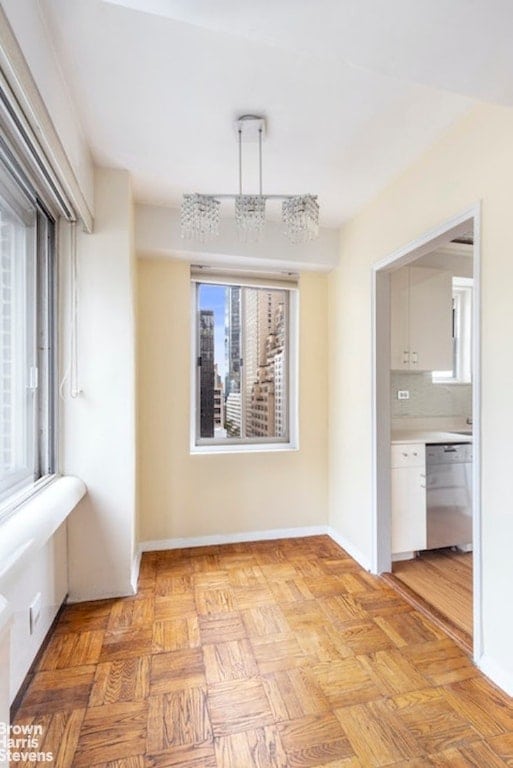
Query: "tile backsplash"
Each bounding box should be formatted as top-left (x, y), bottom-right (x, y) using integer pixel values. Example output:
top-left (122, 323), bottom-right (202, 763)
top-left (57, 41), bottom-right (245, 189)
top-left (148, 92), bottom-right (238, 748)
top-left (391, 372), bottom-right (471, 420)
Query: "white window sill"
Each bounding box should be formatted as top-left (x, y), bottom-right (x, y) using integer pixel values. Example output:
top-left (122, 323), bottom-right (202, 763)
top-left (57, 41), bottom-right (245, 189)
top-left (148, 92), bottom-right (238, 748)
top-left (432, 379), bottom-right (471, 386)
top-left (191, 442), bottom-right (299, 456)
top-left (0, 594), bottom-right (10, 635)
top-left (0, 475), bottom-right (86, 585)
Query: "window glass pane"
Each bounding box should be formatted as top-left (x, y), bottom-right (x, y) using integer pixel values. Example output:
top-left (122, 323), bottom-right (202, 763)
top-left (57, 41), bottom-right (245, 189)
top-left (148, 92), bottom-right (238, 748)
top-left (0, 178), bottom-right (36, 498)
top-left (198, 283), bottom-right (232, 438)
top-left (243, 287), bottom-right (287, 439)
top-left (196, 282), bottom-right (289, 444)
top-left (224, 286), bottom-right (241, 438)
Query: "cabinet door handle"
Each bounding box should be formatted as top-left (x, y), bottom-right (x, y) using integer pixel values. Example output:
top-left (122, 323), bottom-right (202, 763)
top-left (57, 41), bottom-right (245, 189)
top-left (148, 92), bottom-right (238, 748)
top-left (403, 350), bottom-right (409, 364)
top-left (411, 351), bottom-right (418, 364)
top-left (402, 452), bottom-right (408, 457)
top-left (420, 484), bottom-right (426, 488)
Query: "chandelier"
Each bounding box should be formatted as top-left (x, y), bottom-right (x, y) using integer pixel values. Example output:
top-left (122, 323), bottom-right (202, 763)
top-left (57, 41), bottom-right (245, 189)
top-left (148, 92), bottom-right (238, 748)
top-left (180, 115), bottom-right (319, 244)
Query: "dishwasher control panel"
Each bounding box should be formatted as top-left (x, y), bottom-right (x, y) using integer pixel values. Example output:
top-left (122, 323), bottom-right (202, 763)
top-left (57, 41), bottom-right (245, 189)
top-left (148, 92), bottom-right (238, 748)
top-left (426, 443), bottom-right (472, 465)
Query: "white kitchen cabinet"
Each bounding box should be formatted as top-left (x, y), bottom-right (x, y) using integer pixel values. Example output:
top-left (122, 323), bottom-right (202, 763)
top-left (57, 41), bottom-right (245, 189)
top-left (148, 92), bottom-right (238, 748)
top-left (391, 443), bottom-right (426, 556)
top-left (390, 266), bottom-right (453, 371)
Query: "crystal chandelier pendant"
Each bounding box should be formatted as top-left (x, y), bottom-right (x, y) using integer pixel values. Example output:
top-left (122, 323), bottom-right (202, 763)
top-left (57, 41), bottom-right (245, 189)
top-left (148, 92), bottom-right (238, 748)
top-left (282, 195), bottom-right (319, 244)
top-left (180, 117), bottom-right (319, 245)
top-left (180, 193), bottom-right (220, 242)
top-left (235, 195), bottom-right (266, 242)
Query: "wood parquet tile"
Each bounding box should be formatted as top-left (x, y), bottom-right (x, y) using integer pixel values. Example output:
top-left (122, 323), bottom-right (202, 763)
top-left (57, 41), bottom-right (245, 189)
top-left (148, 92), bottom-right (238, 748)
top-left (12, 535), bottom-right (513, 767)
top-left (203, 639), bottom-right (258, 683)
top-left (152, 616), bottom-right (200, 653)
top-left (90, 657), bottom-right (150, 705)
top-left (39, 629), bottom-right (105, 670)
top-left (208, 678), bottom-right (274, 737)
top-left (278, 713), bottom-right (353, 768)
top-left (72, 700), bottom-right (148, 766)
top-left (149, 648), bottom-right (206, 694)
top-left (147, 687), bottom-right (212, 751)
top-left (17, 665), bottom-right (96, 715)
top-left (100, 627), bottom-right (153, 662)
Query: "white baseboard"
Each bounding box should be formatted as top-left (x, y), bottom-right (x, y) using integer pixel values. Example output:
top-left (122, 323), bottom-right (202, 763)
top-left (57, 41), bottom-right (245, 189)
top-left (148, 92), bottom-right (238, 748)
top-left (140, 525), bottom-right (329, 553)
top-left (131, 548), bottom-right (141, 593)
top-left (392, 551), bottom-right (416, 562)
top-left (326, 527), bottom-right (371, 571)
top-left (477, 654), bottom-right (513, 697)
top-left (67, 585), bottom-right (135, 603)
top-left (139, 525), bottom-right (372, 574)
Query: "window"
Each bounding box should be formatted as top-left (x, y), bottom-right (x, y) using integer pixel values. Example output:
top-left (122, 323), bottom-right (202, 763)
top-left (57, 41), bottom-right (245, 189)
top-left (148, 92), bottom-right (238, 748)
top-left (0, 153), bottom-right (56, 509)
top-left (433, 276), bottom-right (472, 383)
top-left (191, 273), bottom-right (297, 450)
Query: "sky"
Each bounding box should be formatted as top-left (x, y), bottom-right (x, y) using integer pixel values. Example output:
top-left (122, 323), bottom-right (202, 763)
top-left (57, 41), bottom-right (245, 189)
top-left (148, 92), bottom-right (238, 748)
top-left (198, 284), bottom-right (226, 379)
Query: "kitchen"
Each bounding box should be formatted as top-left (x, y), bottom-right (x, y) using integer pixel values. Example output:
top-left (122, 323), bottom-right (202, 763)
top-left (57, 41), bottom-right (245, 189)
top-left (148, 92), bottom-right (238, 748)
top-left (387, 236), bottom-right (474, 650)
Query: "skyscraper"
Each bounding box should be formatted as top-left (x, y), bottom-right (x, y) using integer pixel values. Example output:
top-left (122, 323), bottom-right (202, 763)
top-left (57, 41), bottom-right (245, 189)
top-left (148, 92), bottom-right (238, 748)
top-left (224, 286), bottom-right (241, 396)
top-left (243, 290), bottom-right (286, 438)
top-left (199, 309), bottom-right (215, 437)
top-left (213, 364), bottom-right (224, 433)
top-left (225, 392), bottom-right (241, 437)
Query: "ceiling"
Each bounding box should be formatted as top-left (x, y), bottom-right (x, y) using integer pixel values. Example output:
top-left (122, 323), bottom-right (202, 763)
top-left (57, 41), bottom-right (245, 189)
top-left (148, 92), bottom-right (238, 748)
top-left (39, 1), bottom-right (513, 227)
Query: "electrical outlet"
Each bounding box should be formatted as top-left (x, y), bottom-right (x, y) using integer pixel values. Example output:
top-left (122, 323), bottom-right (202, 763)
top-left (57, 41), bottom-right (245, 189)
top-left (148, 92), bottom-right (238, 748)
top-left (29, 592), bottom-right (42, 635)
top-left (397, 390), bottom-right (410, 400)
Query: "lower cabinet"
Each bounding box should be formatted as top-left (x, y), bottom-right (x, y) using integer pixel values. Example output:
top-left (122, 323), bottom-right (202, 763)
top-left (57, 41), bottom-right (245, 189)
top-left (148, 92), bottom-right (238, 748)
top-left (391, 443), bottom-right (426, 556)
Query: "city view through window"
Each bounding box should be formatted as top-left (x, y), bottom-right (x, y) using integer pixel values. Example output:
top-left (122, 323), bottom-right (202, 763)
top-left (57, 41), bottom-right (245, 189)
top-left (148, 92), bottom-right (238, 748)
top-left (197, 283), bottom-right (289, 442)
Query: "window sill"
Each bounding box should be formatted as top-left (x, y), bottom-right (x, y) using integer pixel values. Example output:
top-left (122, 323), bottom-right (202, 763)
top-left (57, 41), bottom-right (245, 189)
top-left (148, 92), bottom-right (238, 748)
top-left (191, 442), bottom-right (299, 456)
top-left (0, 475), bottom-right (86, 585)
top-left (432, 379), bottom-right (471, 386)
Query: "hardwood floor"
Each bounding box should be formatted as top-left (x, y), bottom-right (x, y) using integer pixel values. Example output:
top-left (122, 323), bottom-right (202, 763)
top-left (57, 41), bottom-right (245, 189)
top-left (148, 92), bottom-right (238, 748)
top-left (392, 549), bottom-right (473, 636)
top-left (13, 536), bottom-right (513, 768)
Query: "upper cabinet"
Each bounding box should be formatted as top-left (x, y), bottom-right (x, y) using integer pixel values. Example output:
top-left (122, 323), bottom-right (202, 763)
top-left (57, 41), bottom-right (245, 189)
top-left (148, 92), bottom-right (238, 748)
top-left (390, 266), bottom-right (453, 371)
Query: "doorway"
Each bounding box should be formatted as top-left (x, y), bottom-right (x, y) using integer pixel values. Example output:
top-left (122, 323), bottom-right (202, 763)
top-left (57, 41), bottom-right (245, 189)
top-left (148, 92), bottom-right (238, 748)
top-left (372, 205), bottom-right (481, 659)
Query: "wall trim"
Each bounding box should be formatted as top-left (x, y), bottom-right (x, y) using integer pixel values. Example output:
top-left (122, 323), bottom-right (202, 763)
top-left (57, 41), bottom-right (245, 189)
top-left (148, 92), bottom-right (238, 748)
top-left (67, 585), bottom-right (136, 604)
top-left (326, 527), bottom-right (371, 572)
top-left (139, 525), bottom-right (371, 573)
top-left (140, 526), bottom-right (329, 553)
top-left (131, 548), bottom-right (141, 593)
top-left (477, 654), bottom-right (513, 698)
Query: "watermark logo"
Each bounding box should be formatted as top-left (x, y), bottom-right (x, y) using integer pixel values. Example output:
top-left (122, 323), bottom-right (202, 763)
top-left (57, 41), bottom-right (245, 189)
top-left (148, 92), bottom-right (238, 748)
top-left (0, 722), bottom-right (53, 762)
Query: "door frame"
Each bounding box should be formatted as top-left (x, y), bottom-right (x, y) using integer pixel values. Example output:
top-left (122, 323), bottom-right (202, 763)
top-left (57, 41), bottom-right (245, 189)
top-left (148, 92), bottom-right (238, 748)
top-left (371, 203), bottom-right (482, 660)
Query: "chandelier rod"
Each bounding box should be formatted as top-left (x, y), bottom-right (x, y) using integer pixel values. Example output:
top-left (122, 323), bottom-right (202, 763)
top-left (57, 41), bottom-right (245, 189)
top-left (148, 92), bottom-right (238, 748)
top-left (259, 127), bottom-right (263, 196)
top-left (238, 127), bottom-right (242, 196)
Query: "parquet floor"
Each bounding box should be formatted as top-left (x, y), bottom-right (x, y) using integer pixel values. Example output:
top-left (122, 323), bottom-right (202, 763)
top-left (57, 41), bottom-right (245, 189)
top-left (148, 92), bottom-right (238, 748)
top-left (13, 535), bottom-right (513, 767)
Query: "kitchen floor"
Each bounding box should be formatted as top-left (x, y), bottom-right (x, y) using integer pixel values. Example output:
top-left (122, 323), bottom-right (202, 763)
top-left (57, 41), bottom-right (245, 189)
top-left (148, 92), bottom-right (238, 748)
top-left (392, 548), bottom-right (473, 637)
top-left (12, 536), bottom-right (513, 767)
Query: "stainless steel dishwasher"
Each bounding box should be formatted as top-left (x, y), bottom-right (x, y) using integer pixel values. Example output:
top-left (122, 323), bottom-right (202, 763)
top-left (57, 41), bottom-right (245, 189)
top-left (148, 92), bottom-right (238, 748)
top-left (425, 443), bottom-right (472, 550)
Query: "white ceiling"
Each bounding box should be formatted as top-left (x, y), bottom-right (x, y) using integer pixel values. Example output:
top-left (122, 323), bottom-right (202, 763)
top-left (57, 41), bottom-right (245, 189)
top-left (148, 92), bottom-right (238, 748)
top-left (40, 0), bottom-right (513, 227)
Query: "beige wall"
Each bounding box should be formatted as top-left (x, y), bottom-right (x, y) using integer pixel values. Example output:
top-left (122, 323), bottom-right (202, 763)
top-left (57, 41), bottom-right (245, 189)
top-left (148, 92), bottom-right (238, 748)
top-left (137, 259), bottom-right (329, 542)
top-left (328, 103), bottom-right (513, 686)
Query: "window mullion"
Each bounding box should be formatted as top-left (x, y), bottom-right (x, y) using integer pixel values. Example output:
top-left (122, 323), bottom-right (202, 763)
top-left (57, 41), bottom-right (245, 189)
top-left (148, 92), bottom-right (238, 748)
top-left (240, 286), bottom-right (246, 440)
top-left (195, 283), bottom-right (201, 444)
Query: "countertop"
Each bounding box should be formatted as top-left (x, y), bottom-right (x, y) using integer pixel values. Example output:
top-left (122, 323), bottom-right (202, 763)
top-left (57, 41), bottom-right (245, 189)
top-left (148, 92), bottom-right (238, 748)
top-left (391, 430), bottom-right (472, 445)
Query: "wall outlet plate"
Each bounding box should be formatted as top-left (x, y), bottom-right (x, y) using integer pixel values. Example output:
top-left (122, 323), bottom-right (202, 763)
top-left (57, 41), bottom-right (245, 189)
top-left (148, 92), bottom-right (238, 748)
top-left (397, 390), bottom-right (410, 400)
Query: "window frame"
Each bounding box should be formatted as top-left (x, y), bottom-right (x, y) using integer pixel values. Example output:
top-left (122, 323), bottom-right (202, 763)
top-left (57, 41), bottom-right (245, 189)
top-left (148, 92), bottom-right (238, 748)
top-left (432, 276), bottom-right (473, 384)
top-left (0, 151), bottom-right (57, 517)
top-left (190, 273), bottom-right (299, 454)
